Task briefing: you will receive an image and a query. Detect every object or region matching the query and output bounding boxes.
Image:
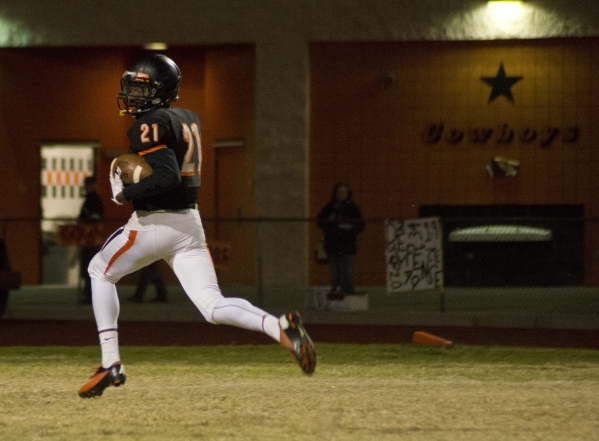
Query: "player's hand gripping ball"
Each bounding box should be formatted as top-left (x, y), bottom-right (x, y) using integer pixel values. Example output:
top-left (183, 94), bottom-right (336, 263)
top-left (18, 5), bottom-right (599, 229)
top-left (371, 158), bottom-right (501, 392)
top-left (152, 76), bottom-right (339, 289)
top-left (110, 154), bottom-right (153, 184)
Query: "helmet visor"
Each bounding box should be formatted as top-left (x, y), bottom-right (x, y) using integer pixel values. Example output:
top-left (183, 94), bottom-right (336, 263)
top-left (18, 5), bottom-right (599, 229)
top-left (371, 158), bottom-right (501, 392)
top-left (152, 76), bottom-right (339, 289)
top-left (117, 71), bottom-right (154, 114)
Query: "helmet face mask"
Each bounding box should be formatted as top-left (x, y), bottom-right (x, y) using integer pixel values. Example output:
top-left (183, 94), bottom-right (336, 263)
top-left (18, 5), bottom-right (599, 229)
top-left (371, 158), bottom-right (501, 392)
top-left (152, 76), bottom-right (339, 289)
top-left (117, 54), bottom-right (181, 116)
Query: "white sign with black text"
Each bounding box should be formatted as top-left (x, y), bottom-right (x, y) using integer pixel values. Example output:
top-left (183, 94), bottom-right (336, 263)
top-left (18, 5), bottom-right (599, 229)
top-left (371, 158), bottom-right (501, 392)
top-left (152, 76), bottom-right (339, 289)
top-left (385, 217), bottom-right (444, 293)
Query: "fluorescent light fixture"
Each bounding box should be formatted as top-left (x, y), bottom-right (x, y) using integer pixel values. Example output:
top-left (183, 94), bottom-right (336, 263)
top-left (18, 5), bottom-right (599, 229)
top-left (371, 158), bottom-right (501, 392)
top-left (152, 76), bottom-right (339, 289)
top-left (144, 42), bottom-right (168, 51)
top-left (448, 225), bottom-right (552, 242)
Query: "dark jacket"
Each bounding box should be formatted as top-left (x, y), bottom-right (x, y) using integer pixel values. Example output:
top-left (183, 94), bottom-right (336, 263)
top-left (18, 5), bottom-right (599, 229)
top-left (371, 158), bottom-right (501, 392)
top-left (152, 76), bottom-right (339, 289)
top-left (316, 199), bottom-right (365, 256)
top-left (78, 192), bottom-right (104, 223)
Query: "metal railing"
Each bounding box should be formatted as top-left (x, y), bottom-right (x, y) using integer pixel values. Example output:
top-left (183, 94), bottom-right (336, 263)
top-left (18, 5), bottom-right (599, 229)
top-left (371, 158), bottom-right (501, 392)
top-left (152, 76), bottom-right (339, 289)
top-left (1, 215), bottom-right (596, 318)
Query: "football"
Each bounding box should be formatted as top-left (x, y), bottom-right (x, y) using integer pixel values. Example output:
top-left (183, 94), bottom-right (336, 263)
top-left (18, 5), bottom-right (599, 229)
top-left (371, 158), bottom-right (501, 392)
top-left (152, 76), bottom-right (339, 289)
top-left (111, 154), bottom-right (153, 184)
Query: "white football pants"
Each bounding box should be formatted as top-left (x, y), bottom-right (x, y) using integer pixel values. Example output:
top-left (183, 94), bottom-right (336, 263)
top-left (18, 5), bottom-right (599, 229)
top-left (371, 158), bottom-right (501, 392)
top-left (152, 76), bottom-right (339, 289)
top-left (88, 209), bottom-right (281, 342)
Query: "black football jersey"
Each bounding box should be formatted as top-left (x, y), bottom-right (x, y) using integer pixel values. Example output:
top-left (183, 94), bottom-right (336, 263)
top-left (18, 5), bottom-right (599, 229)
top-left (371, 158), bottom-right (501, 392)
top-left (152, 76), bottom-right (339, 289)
top-left (121, 107), bottom-right (202, 211)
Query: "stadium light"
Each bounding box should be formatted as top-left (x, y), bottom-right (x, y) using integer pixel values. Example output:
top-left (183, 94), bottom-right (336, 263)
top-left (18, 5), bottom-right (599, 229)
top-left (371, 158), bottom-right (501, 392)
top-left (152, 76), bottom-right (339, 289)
top-left (487, 1), bottom-right (526, 20)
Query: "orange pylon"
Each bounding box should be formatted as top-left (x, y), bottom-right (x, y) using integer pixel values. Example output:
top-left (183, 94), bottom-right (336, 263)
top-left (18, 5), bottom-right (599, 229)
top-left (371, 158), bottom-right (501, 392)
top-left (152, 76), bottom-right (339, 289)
top-left (412, 331), bottom-right (453, 349)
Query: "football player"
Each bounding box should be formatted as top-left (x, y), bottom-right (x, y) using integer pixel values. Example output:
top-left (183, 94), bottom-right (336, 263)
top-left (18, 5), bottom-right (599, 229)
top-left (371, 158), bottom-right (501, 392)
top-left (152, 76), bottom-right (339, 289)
top-left (78, 54), bottom-right (316, 398)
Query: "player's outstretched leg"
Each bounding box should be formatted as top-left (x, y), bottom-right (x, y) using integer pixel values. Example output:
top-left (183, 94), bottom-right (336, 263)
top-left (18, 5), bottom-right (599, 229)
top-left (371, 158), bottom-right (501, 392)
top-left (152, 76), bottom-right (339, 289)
top-left (280, 311), bottom-right (316, 375)
top-left (78, 362), bottom-right (127, 398)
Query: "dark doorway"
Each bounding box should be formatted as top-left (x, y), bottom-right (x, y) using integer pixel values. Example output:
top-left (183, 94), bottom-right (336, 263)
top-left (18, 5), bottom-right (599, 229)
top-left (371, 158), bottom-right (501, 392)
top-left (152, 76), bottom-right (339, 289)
top-left (419, 205), bottom-right (584, 287)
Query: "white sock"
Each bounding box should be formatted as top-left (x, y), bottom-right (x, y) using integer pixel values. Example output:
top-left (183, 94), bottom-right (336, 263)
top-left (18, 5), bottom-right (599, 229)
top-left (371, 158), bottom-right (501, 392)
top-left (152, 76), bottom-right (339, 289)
top-left (263, 315), bottom-right (281, 343)
top-left (99, 329), bottom-right (121, 368)
top-left (211, 297), bottom-right (281, 342)
top-left (91, 278), bottom-right (122, 368)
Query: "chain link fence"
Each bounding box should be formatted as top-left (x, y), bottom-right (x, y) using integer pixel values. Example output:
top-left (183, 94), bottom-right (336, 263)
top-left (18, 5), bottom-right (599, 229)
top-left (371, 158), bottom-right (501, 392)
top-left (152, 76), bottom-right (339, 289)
top-left (2, 213), bottom-right (599, 323)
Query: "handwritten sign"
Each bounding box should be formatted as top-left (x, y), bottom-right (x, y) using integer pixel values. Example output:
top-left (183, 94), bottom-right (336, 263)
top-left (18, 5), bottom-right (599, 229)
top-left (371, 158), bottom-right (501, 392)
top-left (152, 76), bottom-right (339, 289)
top-left (57, 223), bottom-right (107, 247)
top-left (385, 217), bottom-right (444, 293)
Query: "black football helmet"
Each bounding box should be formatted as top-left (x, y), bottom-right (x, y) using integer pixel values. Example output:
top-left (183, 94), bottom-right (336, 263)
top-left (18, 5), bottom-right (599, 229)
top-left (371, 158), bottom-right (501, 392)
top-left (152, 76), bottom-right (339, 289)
top-left (117, 53), bottom-right (181, 116)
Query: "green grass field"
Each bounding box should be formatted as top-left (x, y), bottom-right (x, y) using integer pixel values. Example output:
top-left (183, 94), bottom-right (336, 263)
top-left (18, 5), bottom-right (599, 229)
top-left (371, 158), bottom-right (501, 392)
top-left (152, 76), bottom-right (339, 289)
top-left (1, 343), bottom-right (599, 441)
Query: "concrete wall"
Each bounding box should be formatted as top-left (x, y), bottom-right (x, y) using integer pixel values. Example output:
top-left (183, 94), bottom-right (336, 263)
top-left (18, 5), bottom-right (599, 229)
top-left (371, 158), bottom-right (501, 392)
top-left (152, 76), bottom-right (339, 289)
top-left (1, 0), bottom-right (598, 288)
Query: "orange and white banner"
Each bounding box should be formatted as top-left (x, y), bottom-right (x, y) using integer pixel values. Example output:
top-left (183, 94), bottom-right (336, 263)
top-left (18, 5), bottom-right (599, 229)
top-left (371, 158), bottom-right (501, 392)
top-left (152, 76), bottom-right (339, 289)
top-left (42, 171), bottom-right (90, 187)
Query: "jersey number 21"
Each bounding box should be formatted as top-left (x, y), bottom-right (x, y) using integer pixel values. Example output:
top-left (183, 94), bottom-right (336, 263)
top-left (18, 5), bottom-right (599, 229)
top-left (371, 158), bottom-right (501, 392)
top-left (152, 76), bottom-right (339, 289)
top-left (181, 123), bottom-right (202, 177)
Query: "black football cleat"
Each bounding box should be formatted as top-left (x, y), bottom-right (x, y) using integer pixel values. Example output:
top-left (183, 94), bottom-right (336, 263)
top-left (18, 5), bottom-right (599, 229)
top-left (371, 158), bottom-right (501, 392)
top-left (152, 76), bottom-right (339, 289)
top-left (280, 311), bottom-right (316, 375)
top-left (78, 362), bottom-right (126, 398)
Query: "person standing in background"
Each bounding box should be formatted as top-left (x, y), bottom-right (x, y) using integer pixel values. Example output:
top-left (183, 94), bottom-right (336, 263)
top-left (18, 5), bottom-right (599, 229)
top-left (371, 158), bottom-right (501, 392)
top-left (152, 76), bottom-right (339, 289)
top-left (78, 176), bottom-right (104, 304)
top-left (316, 182), bottom-right (365, 298)
top-left (128, 260), bottom-right (168, 303)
